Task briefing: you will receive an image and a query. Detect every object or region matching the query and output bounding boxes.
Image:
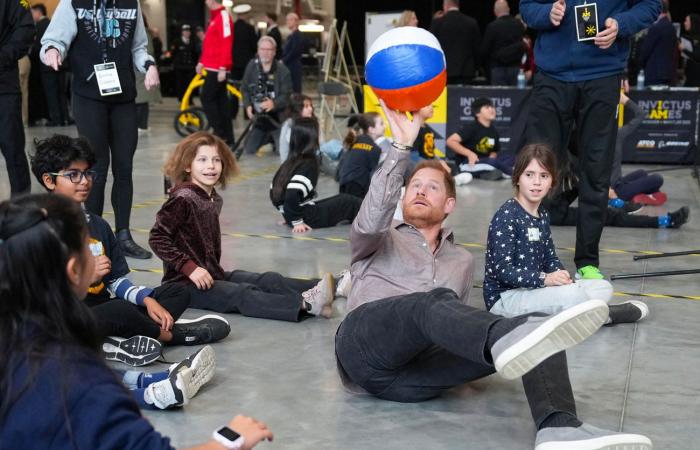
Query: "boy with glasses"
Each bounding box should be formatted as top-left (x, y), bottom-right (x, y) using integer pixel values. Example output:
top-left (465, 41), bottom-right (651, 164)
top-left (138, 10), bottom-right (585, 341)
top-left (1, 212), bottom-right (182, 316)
top-left (30, 135), bottom-right (231, 367)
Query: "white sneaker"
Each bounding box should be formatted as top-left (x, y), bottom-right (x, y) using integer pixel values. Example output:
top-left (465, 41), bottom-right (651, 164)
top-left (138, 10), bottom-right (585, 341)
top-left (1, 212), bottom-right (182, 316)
top-left (454, 172), bottom-right (473, 186)
top-left (145, 369), bottom-right (190, 409)
top-left (302, 273), bottom-right (335, 318)
top-left (335, 270), bottom-right (352, 298)
top-left (168, 345), bottom-right (216, 399)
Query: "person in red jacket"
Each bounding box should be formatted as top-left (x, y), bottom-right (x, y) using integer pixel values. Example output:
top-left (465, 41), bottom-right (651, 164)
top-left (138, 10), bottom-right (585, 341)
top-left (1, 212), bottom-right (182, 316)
top-left (197, 0), bottom-right (234, 146)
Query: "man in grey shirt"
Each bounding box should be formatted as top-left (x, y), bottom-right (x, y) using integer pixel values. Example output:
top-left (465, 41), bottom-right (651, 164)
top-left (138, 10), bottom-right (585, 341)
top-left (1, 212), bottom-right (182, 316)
top-left (334, 105), bottom-right (652, 449)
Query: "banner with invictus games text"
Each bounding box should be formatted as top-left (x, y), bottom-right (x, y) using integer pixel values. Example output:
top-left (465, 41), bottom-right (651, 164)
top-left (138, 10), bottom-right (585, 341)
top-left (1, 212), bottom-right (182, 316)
top-left (623, 88), bottom-right (699, 164)
top-left (446, 86), bottom-right (532, 157)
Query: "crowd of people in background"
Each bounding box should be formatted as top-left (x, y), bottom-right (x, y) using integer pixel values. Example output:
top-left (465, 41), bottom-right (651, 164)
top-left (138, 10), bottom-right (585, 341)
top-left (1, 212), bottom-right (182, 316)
top-left (1, 0), bottom-right (697, 448)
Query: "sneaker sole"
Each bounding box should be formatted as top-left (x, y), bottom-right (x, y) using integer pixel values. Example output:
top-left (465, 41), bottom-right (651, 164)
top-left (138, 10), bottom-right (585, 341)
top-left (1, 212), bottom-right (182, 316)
top-left (187, 345), bottom-right (216, 397)
top-left (495, 300), bottom-right (609, 380)
top-left (536, 433), bottom-right (652, 450)
top-left (320, 273), bottom-right (335, 319)
top-left (103, 336), bottom-right (161, 367)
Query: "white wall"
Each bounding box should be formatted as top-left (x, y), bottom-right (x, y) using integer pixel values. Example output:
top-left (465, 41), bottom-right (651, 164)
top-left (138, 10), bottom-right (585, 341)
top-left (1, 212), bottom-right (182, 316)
top-left (141, 0), bottom-right (169, 46)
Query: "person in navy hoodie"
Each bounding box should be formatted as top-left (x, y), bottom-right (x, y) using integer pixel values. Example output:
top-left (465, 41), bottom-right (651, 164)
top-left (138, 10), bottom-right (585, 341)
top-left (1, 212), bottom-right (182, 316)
top-left (521, 0), bottom-right (659, 282)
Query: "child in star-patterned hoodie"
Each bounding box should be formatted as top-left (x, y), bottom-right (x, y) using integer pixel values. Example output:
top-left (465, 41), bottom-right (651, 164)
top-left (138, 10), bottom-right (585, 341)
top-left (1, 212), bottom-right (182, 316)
top-left (483, 144), bottom-right (648, 326)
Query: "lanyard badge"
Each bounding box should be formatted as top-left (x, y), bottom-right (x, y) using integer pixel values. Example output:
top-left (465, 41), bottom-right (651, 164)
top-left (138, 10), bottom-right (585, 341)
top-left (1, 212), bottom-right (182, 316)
top-left (574, 2), bottom-right (599, 42)
top-left (94, 62), bottom-right (123, 96)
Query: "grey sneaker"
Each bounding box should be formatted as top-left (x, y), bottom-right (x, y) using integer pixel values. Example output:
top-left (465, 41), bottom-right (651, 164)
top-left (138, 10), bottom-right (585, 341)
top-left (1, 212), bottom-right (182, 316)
top-left (168, 345), bottom-right (216, 399)
top-left (303, 273), bottom-right (335, 318)
top-left (335, 269), bottom-right (352, 298)
top-left (491, 299), bottom-right (609, 380)
top-left (535, 423), bottom-right (652, 450)
top-left (608, 300), bottom-right (649, 324)
top-left (103, 336), bottom-right (161, 367)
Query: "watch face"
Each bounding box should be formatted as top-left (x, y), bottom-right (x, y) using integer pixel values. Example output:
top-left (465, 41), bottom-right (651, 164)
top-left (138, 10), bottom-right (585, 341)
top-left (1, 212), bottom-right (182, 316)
top-left (217, 426), bottom-right (241, 441)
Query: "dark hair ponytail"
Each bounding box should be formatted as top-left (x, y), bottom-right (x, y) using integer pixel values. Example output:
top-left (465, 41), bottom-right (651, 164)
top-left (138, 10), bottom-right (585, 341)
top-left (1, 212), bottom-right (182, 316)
top-left (271, 117), bottom-right (319, 204)
top-left (0, 194), bottom-right (100, 421)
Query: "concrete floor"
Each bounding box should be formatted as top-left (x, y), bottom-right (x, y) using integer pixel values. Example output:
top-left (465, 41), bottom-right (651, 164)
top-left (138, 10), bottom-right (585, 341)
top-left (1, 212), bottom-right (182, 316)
top-left (3, 99), bottom-right (700, 449)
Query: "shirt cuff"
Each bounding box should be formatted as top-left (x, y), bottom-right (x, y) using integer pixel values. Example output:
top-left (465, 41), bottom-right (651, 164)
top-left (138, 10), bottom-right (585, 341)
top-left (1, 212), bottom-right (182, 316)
top-left (135, 288), bottom-right (155, 306)
top-left (181, 260), bottom-right (198, 277)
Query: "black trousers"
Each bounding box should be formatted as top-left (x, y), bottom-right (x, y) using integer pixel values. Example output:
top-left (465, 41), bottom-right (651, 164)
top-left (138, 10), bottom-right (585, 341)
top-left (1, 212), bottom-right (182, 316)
top-left (73, 96), bottom-right (138, 231)
top-left (526, 72), bottom-right (620, 268)
top-left (200, 71), bottom-right (233, 143)
top-left (174, 67), bottom-right (195, 101)
top-left (335, 288), bottom-right (576, 428)
top-left (135, 103), bottom-right (149, 130)
top-left (186, 270), bottom-right (318, 322)
top-left (87, 283), bottom-right (190, 340)
top-left (296, 194), bottom-right (362, 228)
top-left (339, 181), bottom-right (368, 199)
top-left (41, 71), bottom-right (69, 125)
top-left (0, 93), bottom-right (30, 196)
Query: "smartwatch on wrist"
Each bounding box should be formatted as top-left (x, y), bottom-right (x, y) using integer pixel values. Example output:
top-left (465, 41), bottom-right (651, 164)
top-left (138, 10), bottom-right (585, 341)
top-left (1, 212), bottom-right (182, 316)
top-left (212, 426), bottom-right (245, 449)
top-left (539, 271), bottom-right (547, 284)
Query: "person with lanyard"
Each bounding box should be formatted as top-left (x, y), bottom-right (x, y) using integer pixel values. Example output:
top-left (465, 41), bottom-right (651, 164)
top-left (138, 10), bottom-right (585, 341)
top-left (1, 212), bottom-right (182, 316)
top-left (40, 0), bottom-right (160, 259)
top-left (197, 0), bottom-right (235, 147)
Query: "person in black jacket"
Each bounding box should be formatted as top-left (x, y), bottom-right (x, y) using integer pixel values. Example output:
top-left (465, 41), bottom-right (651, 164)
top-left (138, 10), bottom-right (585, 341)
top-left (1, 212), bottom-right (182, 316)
top-left (264, 12), bottom-right (282, 60)
top-left (338, 112), bottom-right (384, 198)
top-left (0, 0), bottom-right (34, 198)
top-left (231, 4), bottom-right (257, 119)
top-left (481, 0), bottom-right (525, 86)
top-left (430, 0), bottom-right (480, 85)
top-left (31, 4), bottom-right (70, 126)
top-left (639, 1), bottom-right (677, 86)
top-left (270, 117), bottom-right (361, 233)
top-left (171, 24), bottom-right (199, 101)
top-left (283, 12), bottom-right (305, 93)
top-left (681, 13), bottom-right (700, 87)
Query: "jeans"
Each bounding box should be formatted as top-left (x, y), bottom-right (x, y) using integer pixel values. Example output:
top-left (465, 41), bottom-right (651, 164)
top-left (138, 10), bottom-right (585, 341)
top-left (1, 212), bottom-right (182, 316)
top-left (490, 280), bottom-right (613, 317)
top-left (335, 288), bottom-right (577, 428)
top-left (614, 170), bottom-right (664, 201)
top-left (86, 283), bottom-right (190, 340)
top-left (186, 270), bottom-right (318, 322)
top-left (243, 114), bottom-right (281, 154)
top-left (526, 72), bottom-right (620, 268)
top-left (74, 95), bottom-right (138, 230)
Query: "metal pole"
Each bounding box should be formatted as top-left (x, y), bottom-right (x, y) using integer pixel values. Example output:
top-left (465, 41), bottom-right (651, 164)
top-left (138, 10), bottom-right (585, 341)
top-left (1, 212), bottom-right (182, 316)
top-left (633, 250), bottom-right (700, 261)
top-left (610, 269), bottom-right (700, 280)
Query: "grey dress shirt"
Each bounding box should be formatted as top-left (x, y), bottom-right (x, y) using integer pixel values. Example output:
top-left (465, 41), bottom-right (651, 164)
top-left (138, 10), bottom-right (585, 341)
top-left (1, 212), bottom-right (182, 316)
top-left (347, 146), bottom-right (475, 312)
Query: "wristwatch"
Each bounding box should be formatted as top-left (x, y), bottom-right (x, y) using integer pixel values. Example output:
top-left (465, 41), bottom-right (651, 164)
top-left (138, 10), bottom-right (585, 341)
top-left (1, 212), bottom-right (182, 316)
top-left (212, 426), bottom-right (245, 449)
top-left (539, 271), bottom-right (547, 284)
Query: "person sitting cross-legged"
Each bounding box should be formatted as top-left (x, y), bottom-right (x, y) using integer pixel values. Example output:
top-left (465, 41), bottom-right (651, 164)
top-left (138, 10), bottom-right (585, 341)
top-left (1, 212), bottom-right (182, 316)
top-left (334, 101), bottom-right (652, 450)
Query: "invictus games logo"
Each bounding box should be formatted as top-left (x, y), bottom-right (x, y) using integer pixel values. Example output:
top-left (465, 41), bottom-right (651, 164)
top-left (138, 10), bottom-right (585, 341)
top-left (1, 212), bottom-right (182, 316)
top-left (19, 0), bottom-right (30, 9)
top-left (639, 99), bottom-right (693, 121)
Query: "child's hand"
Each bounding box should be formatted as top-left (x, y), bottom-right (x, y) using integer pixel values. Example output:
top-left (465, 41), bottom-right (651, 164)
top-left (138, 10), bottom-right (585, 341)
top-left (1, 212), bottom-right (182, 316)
top-left (190, 267), bottom-right (214, 290)
top-left (228, 415), bottom-right (274, 449)
top-left (144, 297), bottom-right (174, 331)
top-left (92, 255), bottom-right (111, 284)
top-left (292, 223), bottom-right (312, 233)
top-left (544, 270), bottom-right (572, 286)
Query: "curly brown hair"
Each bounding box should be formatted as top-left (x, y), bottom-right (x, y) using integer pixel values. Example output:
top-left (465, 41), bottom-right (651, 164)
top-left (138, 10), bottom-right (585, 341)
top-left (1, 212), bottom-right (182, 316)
top-left (164, 132), bottom-right (239, 189)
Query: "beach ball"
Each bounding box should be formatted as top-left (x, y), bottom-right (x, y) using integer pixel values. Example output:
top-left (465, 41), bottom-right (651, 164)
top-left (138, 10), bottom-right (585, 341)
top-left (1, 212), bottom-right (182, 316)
top-left (365, 27), bottom-right (446, 111)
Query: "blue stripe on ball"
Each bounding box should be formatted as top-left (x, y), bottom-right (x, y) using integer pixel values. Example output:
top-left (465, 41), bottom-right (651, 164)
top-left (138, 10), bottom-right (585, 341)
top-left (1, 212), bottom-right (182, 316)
top-left (365, 45), bottom-right (445, 90)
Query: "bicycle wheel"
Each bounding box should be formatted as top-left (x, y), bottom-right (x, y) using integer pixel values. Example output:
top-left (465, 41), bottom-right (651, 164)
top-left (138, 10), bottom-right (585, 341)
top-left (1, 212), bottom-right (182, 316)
top-left (173, 107), bottom-right (209, 137)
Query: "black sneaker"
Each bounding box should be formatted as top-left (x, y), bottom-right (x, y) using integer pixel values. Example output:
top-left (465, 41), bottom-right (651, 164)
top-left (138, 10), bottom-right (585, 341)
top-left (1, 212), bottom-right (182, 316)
top-left (103, 335), bottom-right (162, 366)
top-left (172, 315), bottom-right (231, 345)
top-left (622, 202), bottom-right (644, 214)
top-left (668, 207), bottom-right (690, 228)
top-left (608, 300), bottom-right (649, 324)
top-left (116, 229), bottom-right (152, 259)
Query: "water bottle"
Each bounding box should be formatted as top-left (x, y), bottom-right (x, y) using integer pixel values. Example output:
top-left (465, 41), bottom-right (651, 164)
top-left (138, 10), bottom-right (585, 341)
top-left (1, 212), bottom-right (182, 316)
top-left (636, 70), bottom-right (645, 90)
top-left (517, 68), bottom-right (526, 89)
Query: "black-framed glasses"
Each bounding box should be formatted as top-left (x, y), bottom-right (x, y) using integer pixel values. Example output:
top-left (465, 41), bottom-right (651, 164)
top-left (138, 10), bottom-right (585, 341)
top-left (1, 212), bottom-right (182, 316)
top-left (49, 169), bottom-right (97, 184)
